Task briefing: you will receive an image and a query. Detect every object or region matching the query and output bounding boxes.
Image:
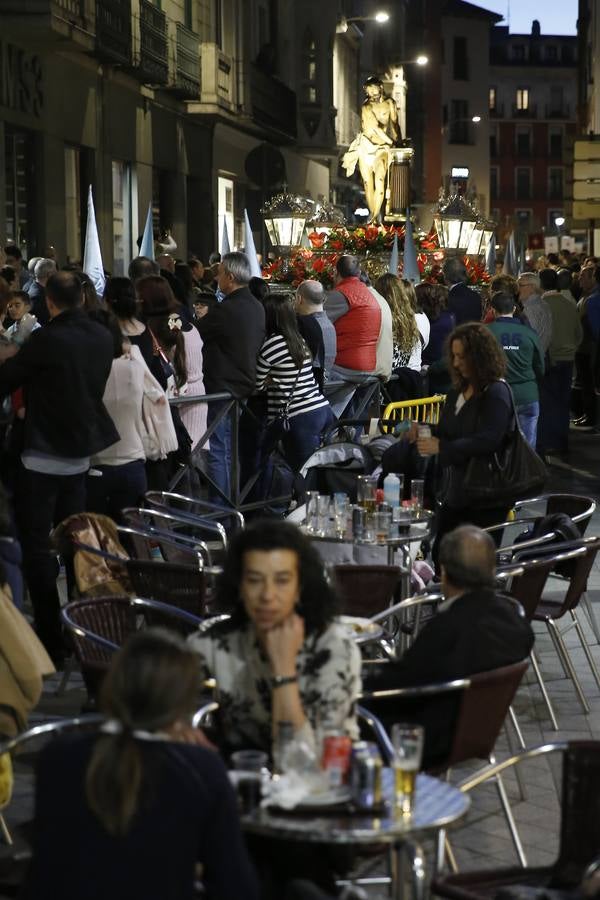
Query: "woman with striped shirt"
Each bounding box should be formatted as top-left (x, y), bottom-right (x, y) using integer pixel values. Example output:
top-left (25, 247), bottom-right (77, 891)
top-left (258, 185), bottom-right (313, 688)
top-left (256, 293), bottom-right (333, 471)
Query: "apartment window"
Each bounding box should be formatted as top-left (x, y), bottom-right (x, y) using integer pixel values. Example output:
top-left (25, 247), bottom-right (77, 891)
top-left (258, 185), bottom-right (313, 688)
top-left (516, 127), bottom-right (531, 156)
top-left (214, 0), bottom-right (222, 48)
top-left (515, 209), bottom-right (532, 229)
top-left (548, 209), bottom-right (564, 229)
top-left (489, 87), bottom-right (496, 111)
top-left (449, 99), bottom-right (470, 144)
top-left (516, 167), bottom-right (531, 199)
top-left (512, 44), bottom-right (526, 61)
top-left (516, 88), bottom-right (529, 110)
top-left (453, 36), bottom-right (469, 80)
top-left (112, 161), bottom-right (136, 277)
top-left (562, 45), bottom-right (573, 64)
top-left (549, 85), bottom-right (564, 115)
top-left (489, 130), bottom-right (498, 157)
top-left (549, 127), bottom-right (563, 157)
top-left (184, 0), bottom-right (192, 28)
top-left (549, 167), bottom-right (564, 199)
top-left (545, 44), bottom-right (558, 61)
top-left (65, 146), bottom-right (81, 264)
top-left (490, 166), bottom-right (499, 200)
top-left (303, 28), bottom-right (318, 104)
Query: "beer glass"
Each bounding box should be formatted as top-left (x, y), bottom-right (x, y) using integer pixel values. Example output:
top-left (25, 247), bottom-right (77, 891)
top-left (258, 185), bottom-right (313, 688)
top-left (356, 475), bottom-right (378, 514)
top-left (391, 724), bottom-right (424, 815)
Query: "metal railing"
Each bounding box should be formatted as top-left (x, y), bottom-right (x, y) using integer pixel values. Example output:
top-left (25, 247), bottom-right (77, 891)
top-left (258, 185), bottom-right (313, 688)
top-left (137, 0), bottom-right (168, 84)
top-left (175, 22), bottom-right (200, 98)
top-left (382, 395), bottom-right (446, 431)
top-left (95, 0), bottom-right (131, 65)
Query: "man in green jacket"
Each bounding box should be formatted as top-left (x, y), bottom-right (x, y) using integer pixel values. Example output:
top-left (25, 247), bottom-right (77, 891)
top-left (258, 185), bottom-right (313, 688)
top-left (487, 291), bottom-right (545, 447)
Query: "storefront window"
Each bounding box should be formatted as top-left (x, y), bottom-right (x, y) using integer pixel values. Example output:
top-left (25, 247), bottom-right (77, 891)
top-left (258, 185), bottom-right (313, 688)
top-left (218, 175), bottom-right (234, 252)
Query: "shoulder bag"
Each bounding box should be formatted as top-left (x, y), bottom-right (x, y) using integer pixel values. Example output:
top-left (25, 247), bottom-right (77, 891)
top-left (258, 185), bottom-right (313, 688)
top-left (463, 381), bottom-right (547, 508)
top-left (263, 365), bottom-right (302, 451)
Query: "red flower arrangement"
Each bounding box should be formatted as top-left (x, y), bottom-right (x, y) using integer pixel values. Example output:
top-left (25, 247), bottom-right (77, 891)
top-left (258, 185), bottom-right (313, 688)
top-left (307, 224), bottom-right (405, 255)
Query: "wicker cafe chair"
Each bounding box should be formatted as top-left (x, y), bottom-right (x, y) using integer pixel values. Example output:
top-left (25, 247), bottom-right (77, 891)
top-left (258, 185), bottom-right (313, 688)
top-left (359, 660), bottom-right (530, 867)
top-left (61, 596), bottom-right (202, 699)
top-left (333, 565), bottom-right (401, 618)
top-left (432, 741), bottom-right (600, 898)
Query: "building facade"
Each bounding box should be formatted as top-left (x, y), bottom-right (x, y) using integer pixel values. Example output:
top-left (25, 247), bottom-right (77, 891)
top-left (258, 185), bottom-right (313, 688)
top-left (0, 0), bottom-right (344, 271)
top-left (489, 20), bottom-right (577, 242)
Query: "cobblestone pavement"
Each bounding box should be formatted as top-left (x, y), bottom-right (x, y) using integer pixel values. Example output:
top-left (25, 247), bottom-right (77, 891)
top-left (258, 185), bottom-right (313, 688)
top-left (2, 427), bottom-right (600, 896)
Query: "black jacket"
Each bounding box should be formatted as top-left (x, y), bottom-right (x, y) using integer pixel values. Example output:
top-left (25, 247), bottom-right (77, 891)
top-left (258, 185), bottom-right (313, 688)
top-left (363, 588), bottom-right (534, 768)
top-left (0, 308), bottom-right (118, 457)
top-left (197, 286), bottom-right (266, 397)
top-left (447, 282), bottom-right (482, 325)
top-left (27, 282), bottom-right (50, 326)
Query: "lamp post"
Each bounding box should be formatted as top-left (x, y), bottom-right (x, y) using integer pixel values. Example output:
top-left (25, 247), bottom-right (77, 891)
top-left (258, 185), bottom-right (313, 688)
top-left (336, 10), bottom-right (390, 33)
top-left (260, 190), bottom-right (313, 277)
top-left (433, 190), bottom-right (480, 255)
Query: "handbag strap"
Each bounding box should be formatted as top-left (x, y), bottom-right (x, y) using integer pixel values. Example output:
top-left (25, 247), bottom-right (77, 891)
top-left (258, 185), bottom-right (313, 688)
top-left (280, 364), bottom-right (302, 418)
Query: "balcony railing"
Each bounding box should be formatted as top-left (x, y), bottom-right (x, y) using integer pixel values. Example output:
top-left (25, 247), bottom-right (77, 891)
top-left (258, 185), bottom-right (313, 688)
top-left (136, 0), bottom-right (168, 85)
top-left (95, 0), bottom-right (131, 66)
top-left (0, 0), bottom-right (93, 46)
top-left (250, 64), bottom-right (297, 139)
top-left (545, 104), bottom-right (571, 119)
top-left (198, 43), bottom-right (235, 111)
top-left (512, 104), bottom-right (538, 118)
top-left (489, 104), bottom-right (505, 118)
top-left (174, 23), bottom-right (200, 98)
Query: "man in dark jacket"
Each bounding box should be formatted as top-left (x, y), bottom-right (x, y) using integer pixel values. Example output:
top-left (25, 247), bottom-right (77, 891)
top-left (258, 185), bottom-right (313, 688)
top-left (363, 525), bottom-right (534, 768)
top-left (0, 271), bottom-right (118, 664)
top-left (197, 251), bottom-right (265, 501)
top-left (443, 257), bottom-right (482, 325)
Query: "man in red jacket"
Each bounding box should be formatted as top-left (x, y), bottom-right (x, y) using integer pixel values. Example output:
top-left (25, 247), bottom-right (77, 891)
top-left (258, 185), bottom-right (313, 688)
top-left (325, 255), bottom-right (381, 417)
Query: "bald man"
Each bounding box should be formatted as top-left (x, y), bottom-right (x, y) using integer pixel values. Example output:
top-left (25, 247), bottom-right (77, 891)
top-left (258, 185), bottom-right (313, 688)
top-left (363, 525), bottom-right (534, 767)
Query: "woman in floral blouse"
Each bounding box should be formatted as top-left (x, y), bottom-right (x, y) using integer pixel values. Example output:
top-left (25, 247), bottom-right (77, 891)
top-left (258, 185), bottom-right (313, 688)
top-left (188, 520), bottom-right (361, 755)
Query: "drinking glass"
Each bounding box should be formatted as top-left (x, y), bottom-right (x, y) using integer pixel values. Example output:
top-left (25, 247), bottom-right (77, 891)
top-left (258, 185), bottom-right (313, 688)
top-left (306, 491), bottom-right (319, 533)
top-left (374, 508), bottom-right (392, 543)
top-left (410, 478), bottom-right (425, 513)
top-left (357, 475), bottom-right (378, 514)
top-left (317, 494), bottom-right (333, 536)
top-left (230, 750), bottom-right (269, 814)
top-left (391, 724), bottom-right (424, 815)
top-left (333, 493), bottom-right (349, 537)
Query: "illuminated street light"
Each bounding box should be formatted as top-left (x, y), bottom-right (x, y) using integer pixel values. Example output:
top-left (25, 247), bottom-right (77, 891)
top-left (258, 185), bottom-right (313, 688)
top-left (416, 55), bottom-right (429, 66)
top-left (471, 115), bottom-right (481, 123)
top-left (336, 11), bottom-right (390, 33)
top-left (555, 216), bottom-right (565, 227)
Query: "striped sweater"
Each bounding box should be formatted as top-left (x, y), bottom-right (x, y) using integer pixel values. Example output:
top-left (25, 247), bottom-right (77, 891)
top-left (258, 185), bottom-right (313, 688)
top-left (255, 333), bottom-right (329, 420)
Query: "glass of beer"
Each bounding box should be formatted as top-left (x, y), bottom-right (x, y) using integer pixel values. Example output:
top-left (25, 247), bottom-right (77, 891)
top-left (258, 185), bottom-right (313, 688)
top-left (391, 724), bottom-right (424, 816)
top-left (357, 475), bottom-right (378, 514)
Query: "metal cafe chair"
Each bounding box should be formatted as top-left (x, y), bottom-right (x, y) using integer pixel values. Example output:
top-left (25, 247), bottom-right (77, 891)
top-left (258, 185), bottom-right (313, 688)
top-left (359, 660), bottom-right (530, 867)
top-left (122, 507), bottom-right (228, 562)
top-left (61, 596), bottom-right (202, 699)
top-left (117, 522), bottom-right (212, 568)
top-left (0, 715), bottom-right (103, 847)
top-left (432, 741), bottom-right (600, 892)
top-left (144, 491), bottom-right (244, 533)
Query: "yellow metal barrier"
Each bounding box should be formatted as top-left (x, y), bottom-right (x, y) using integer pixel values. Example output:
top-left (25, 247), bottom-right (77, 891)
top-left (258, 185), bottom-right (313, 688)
top-left (382, 395), bottom-right (446, 432)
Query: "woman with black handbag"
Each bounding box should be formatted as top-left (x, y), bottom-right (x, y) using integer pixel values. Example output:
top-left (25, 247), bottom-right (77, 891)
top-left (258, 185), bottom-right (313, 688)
top-left (410, 323), bottom-right (546, 569)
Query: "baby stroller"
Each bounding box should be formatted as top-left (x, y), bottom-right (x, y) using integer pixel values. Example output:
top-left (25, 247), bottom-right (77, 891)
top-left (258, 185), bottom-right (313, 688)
top-left (300, 420), bottom-right (381, 501)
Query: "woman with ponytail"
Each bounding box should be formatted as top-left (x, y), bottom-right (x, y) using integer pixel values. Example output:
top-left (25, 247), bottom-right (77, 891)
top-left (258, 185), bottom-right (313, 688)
top-left (25, 629), bottom-right (258, 900)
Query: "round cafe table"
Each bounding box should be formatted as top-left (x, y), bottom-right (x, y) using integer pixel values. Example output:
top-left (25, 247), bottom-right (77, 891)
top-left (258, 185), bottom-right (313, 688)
top-left (243, 772), bottom-right (469, 900)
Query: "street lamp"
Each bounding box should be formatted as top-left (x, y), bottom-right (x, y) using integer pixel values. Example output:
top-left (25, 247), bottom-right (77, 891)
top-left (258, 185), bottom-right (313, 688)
top-left (433, 191), bottom-right (479, 254)
top-left (415, 55), bottom-right (428, 66)
top-left (336, 11), bottom-right (390, 33)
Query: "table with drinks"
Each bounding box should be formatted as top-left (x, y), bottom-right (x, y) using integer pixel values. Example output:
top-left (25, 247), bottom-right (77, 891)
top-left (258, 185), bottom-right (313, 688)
top-left (304, 474), bottom-right (434, 591)
top-left (232, 724), bottom-right (469, 900)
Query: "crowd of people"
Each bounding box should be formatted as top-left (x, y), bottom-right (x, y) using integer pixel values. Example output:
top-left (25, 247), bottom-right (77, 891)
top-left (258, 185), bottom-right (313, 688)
top-left (0, 236), bottom-right (593, 897)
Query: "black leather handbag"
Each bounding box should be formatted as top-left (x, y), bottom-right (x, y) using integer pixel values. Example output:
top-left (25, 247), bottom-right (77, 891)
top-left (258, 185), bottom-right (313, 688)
top-left (463, 381), bottom-right (547, 508)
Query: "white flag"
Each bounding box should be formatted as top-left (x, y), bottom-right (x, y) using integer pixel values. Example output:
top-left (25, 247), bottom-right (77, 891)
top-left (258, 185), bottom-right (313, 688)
top-left (83, 185), bottom-right (105, 297)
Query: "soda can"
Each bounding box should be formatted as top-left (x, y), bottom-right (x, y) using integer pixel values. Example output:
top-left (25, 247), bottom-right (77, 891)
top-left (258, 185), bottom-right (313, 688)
top-left (350, 741), bottom-right (382, 808)
top-left (352, 505), bottom-right (366, 540)
top-left (321, 732), bottom-right (352, 787)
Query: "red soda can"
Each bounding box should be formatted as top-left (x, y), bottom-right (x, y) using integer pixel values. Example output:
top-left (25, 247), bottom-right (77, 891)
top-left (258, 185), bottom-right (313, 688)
top-left (321, 732), bottom-right (352, 787)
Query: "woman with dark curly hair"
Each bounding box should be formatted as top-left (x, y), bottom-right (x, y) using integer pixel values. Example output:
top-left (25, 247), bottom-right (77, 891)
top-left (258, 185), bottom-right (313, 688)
top-left (188, 520), bottom-right (361, 755)
top-left (417, 282), bottom-right (454, 366)
top-left (409, 322), bottom-right (513, 567)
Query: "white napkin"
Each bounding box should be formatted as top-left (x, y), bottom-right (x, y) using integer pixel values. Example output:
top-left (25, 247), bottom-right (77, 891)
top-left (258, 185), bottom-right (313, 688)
top-left (261, 771), bottom-right (330, 810)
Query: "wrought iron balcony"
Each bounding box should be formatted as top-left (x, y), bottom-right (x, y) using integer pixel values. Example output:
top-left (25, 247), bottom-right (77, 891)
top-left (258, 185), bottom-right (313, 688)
top-left (136, 0), bottom-right (168, 85)
top-left (0, 0), bottom-right (93, 47)
top-left (545, 104), bottom-right (571, 119)
top-left (173, 23), bottom-right (200, 99)
top-left (250, 64), bottom-right (297, 140)
top-left (95, 0), bottom-right (131, 66)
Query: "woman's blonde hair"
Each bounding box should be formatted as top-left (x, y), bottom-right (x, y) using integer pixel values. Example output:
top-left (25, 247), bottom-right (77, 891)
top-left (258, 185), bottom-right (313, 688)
top-left (85, 629), bottom-right (199, 836)
top-left (374, 273), bottom-right (420, 356)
